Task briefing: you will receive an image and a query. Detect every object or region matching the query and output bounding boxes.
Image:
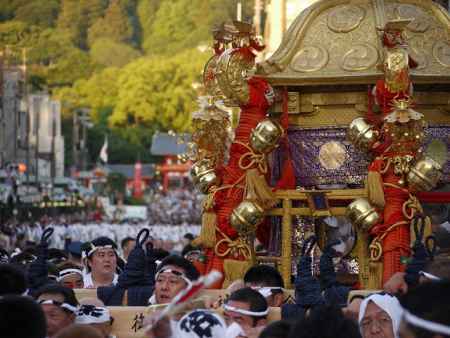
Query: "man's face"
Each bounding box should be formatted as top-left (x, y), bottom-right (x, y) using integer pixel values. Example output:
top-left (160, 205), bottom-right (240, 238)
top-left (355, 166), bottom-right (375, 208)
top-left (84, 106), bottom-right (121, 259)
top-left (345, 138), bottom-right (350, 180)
top-left (60, 273), bottom-right (84, 289)
top-left (154, 265), bottom-right (188, 304)
top-left (223, 300), bottom-right (256, 328)
top-left (88, 248), bottom-right (117, 277)
top-left (123, 240), bottom-right (136, 260)
top-left (38, 293), bottom-right (75, 338)
top-left (361, 301), bottom-right (395, 338)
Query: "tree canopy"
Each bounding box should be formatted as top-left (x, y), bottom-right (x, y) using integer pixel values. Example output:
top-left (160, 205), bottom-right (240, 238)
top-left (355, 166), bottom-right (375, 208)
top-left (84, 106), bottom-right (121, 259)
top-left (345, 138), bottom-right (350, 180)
top-left (0, 0), bottom-right (255, 166)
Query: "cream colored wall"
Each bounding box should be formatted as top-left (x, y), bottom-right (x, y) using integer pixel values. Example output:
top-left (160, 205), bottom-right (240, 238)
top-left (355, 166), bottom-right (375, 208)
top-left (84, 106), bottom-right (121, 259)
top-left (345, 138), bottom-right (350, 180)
top-left (264, 0), bottom-right (320, 57)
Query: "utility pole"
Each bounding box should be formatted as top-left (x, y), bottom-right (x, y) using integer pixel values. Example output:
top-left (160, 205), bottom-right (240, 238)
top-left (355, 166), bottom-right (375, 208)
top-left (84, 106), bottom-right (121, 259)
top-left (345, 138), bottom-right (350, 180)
top-left (22, 48), bottom-right (30, 192)
top-left (51, 102), bottom-right (56, 194)
top-left (72, 110), bottom-right (79, 173)
top-left (34, 96), bottom-right (40, 183)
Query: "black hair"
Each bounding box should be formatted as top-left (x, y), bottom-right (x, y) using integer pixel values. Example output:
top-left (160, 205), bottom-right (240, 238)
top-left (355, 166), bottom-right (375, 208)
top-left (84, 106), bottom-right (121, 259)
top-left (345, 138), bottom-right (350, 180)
top-left (227, 287), bottom-right (269, 325)
top-left (34, 284), bottom-right (79, 310)
top-left (157, 255), bottom-right (200, 281)
top-left (121, 236), bottom-right (135, 249)
top-left (423, 255), bottom-right (450, 280)
top-left (9, 252), bottom-right (36, 266)
top-left (0, 295), bottom-right (46, 338)
top-left (0, 263), bottom-right (27, 295)
top-left (48, 249), bottom-right (68, 265)
top-left (184, 233), bottom-right (194, 241)
top-left (244, 264), bottom-right (284, 289)
top-left (82, 237), bottom-right (118, 258)
top-left (400, 281), bottom-right (450, 338)
top-left (259, 320), bottom-right (293, 338)
top-left (57, 261), bottom-right (82, 272)
top-left (153, 248), bottom-right (170, 261)
top-left (288, 305), bottom-right (361, 338)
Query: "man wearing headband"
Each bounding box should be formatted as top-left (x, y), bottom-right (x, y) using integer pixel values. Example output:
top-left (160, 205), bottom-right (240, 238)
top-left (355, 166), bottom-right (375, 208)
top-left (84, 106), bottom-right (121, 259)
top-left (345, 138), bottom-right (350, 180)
top-left (223, 287), bottom-right (268, 330)
top-left (35, 284), bottom-right (79, 338)
top-left (82, 237), bottom-right (118, 288)
top-left (359, 293), bottom-right (403, 338)
top-left (57, 262), bottom-right (84, 289)
top-left (244, 265), bottom-right (285, 307)
top-left (399, 281), bottom-right (450, 338)
top-left (76, 304), bottom-right (115, 338)
top-left (150, 255), bottom-right (200, 305)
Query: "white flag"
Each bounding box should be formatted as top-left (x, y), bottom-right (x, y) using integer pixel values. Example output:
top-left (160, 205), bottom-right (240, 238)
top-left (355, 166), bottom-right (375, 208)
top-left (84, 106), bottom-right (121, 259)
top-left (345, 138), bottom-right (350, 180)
top-left (100, 136), bottom-right (108, 163)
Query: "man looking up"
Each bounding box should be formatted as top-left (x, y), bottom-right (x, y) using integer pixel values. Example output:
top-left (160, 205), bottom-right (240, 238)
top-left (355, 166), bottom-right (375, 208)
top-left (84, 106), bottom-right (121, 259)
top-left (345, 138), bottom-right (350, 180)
top-left (82, 237), bottom-right (118, 288)
top-left (244, 264), bottom-right (285, 307)
top-left (150, 255), bottom-right (200, 305)
top-left (35, 284), bottom-right (79, 338)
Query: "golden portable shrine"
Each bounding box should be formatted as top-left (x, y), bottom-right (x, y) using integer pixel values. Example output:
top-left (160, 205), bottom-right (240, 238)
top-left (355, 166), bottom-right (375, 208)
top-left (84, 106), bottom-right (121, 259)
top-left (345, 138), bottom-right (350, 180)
top-left (188, 0), bottom-right (450, 290)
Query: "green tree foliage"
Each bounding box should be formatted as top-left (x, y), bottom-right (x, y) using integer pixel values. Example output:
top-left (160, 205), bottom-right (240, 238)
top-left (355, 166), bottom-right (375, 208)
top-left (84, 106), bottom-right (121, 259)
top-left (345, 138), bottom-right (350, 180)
top-left (14, 0), bottom-right (60, 28)
top-left (87, 0), bottom-right (132, 46)
top-left (90, 38), bottom-right (141, 68)
top-left (110, 48), bottom-right (209, 132)
top-left (1, 0), bottom-right (257, 165)
top-left (57, 0), bottom-right (83, 46)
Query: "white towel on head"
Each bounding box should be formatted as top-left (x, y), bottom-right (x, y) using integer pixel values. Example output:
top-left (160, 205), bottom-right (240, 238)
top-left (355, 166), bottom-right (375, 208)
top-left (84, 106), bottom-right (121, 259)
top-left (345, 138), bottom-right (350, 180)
top-left (358, 293), bottom-right (403, 338)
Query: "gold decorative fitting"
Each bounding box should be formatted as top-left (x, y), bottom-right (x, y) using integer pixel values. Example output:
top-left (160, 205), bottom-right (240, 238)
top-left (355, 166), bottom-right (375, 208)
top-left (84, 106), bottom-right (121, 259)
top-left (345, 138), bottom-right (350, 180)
top-left (230, 200), bottom-right (265, 236)
top-left (190, 159), bottom-right (220, 194)
top-left (347, 118), bottom-right (378, 151)
top-left (407, 157), bottom-right (443, 192)
top-left (346, 198), bottom-right (381, 231)
top-left (249, 119), bottom-right (284, 154)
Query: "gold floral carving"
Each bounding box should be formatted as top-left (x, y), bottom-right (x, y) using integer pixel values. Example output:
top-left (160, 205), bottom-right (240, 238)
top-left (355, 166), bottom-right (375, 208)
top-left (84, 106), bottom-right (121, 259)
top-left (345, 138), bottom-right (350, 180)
top-left (396, 4), bottom-right (430, 33)
top-left (319, 141), bottom-right (348, 170)
top-left (216, 49), bottom-right (252, 105)
top-left (327, 5), bottom-right (365, 33)
top-left (291, 45), bottom-right (329, 73)
top-left (433, 41), bottom-right (450, 67)
top-left (203, 55), bottom-right (224, 99)
top-left (341, 44), bottom-right (379, 71)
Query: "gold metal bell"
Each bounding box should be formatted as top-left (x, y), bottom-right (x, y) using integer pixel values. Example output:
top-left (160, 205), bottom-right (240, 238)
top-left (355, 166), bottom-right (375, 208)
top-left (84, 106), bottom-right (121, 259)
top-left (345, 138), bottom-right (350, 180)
top-left (347, 118), bottom-right (378, 151)
top-left (250, 119), bottom-right (284, 154)
top-left (407, 157), bottom-right (443, 192)
top-left (230, 200), bottom-right (265, 234)
top-left (346, 198), bottom-right (380, 230)
top-left (190, 159), bottom-right (220, 194)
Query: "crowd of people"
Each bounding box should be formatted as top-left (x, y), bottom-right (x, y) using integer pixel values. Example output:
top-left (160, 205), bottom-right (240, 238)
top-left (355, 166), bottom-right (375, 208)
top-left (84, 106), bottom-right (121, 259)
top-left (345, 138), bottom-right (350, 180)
top-left (0, 219), bottom-right (449, 338)
top-left (146, 189), bottom-right (203, 225)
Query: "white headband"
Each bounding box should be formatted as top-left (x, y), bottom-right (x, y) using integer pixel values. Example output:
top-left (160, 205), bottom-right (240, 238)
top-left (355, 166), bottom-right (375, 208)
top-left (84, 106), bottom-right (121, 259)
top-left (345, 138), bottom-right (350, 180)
top-left (85, 244), bottom-right (114, 258)
top-left (39, 300), bottom-right (78, 314)
top-left (403, 310), bottom-right (450, 336)
top-left (223, 304), bottom-right (269, 317)
top-left (419, 271), bottom-right (441, 281)
top-left (251, 286), bottom-right (283, 298)
top-left (57, 269), bottom-right (83, 281)
top-left (155, 268), bottom-right (191, 285)
top-left (76, 305), bottom-right (111, 324)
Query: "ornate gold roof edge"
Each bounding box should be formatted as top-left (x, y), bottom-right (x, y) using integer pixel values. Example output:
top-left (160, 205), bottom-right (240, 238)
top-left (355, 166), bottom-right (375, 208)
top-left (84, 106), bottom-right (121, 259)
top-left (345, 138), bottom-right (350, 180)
top-left (265, 74), bottom-right (450, 87)
top-left (257, 0), bottom-right (353, 75)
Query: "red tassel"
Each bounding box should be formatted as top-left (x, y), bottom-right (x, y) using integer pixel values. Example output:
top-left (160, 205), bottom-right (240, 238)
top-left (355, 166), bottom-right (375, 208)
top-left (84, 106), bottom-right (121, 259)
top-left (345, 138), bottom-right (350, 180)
top-left (275, 88), bottom-right (296, 189)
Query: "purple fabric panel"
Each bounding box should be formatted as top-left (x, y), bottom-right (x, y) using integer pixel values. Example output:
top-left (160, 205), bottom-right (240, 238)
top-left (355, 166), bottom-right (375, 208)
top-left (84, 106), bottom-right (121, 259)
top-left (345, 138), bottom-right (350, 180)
top-left (270, 125), bottom-right (450, 187)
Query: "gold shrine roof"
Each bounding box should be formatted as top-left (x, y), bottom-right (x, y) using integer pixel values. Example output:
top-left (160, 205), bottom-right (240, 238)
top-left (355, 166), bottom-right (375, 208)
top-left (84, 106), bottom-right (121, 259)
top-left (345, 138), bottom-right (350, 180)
top-left (257, 0), bottom-right (450, 86)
